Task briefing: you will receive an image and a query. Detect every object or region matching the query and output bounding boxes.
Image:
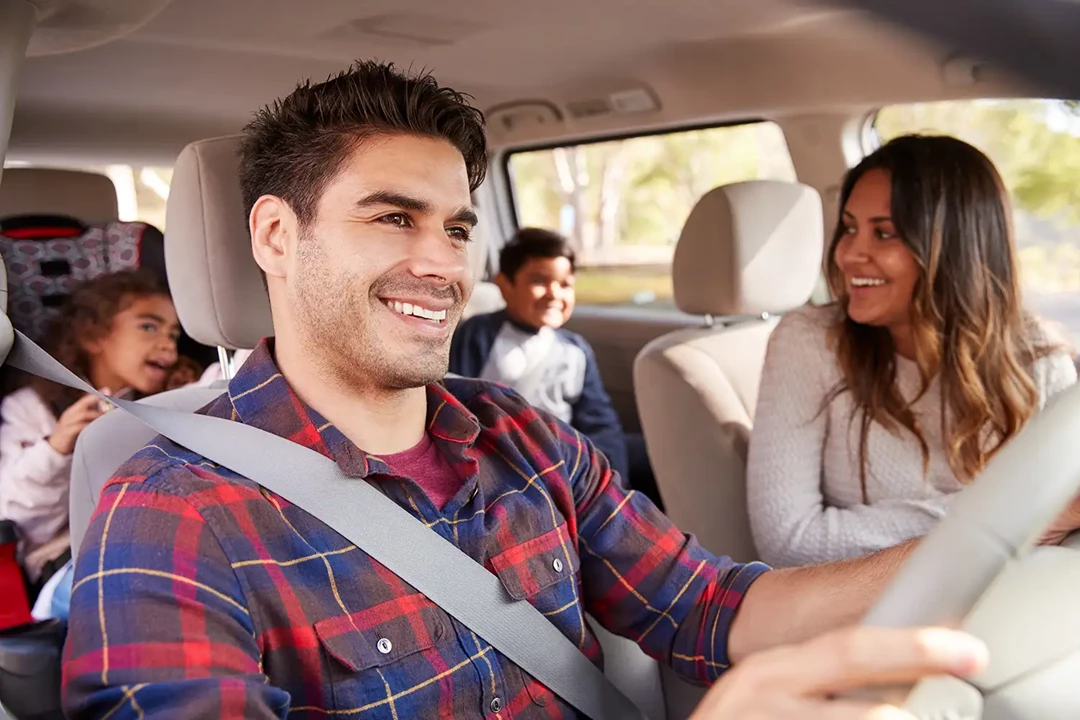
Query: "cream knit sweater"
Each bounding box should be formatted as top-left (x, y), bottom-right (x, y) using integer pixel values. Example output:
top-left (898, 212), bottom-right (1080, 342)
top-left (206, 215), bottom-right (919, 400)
top-left (746, 304), bottom-right (1077, 568)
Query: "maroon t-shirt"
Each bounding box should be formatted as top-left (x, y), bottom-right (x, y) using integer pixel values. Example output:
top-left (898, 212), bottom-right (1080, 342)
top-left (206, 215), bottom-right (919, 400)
top-left (381, 433), bottom-right (461, 509)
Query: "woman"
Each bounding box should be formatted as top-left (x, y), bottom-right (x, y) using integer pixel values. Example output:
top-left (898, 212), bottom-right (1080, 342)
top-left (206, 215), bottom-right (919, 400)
top-left (746, 134), bottom-right (1078, 568)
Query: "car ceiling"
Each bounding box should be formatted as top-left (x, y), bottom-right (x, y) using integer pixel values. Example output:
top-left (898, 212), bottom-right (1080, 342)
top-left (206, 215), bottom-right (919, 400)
top-left (10, 0), bottom-right (1035, 166)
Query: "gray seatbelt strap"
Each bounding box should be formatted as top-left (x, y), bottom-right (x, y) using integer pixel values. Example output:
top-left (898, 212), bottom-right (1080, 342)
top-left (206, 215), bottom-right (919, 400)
top-left (6, 329), bottom-right (645, 720)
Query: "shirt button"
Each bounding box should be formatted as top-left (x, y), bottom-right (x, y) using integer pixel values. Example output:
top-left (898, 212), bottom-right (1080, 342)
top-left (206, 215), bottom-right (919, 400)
top-left (552, 558), bottom-right (564, 573)
top-left (490, 697), bottom-right (503, 713)
top-left (377, 638), bottom-right (393, 655)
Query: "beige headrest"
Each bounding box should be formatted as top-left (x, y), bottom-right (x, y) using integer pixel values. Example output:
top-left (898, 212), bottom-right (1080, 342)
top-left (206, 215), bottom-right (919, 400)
top-left (0, 168), bottom-right (118, 224)
top-left (673, 180), bottom-right (824, 317)
top-left (165, 135), bottom-right (273, 350)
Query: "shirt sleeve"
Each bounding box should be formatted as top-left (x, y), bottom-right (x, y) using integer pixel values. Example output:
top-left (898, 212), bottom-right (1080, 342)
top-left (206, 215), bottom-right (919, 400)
top-left (745, 310), bottom-right (954, 568)
top-left (563, 420), bottom-right (768, 684)
top-left (62, 469), bottom-right (289, 719)
top-left (568, 337), bottom-right (629, 479)
top-left (0, 390), bottom-right (72, 547)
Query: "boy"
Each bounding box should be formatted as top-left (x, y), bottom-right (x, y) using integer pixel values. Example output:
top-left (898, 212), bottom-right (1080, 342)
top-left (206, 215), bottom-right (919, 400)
top-left (450, 228), bottom-right (629, 478)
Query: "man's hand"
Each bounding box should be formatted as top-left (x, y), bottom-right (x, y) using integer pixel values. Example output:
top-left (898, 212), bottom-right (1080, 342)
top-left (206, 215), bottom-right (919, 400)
top-left (690, 626), bottom-right (988, 719)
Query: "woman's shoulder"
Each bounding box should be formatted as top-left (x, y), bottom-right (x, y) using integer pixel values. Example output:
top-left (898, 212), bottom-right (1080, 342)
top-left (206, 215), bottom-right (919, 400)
top-left (1023, 315), bottom-right (1078, 399)
top-left (772, 303), bottom-right (841, 343)
top-left (765, 303), bottom-right (842, 371)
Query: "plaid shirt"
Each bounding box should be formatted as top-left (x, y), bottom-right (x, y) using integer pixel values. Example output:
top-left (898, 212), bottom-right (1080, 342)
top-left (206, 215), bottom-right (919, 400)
top-left (63, 340), bottom-right (769, 719)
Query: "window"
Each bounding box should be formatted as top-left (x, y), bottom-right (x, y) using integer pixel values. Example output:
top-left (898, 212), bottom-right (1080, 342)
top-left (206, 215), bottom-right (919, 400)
top-left (87, 165), bottom-right (174, 230)
top-left (506, 122), bottom-right (797, 309)
top-left (875, 99), bottom-right (1080, 344)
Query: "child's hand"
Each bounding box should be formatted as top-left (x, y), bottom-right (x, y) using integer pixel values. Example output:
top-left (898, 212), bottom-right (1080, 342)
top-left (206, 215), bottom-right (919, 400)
top-left (47, 393), bottom-right (106, 455)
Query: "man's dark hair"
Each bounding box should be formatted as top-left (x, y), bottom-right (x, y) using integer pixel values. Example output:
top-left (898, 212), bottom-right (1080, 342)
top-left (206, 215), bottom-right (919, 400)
top-left (498, 228), bottom-right (576, 281)
top-left (238, 60), bottom-right (488, 228)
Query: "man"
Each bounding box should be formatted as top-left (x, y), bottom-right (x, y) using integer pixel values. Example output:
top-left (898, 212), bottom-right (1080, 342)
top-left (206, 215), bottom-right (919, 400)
top-left (450, 227), bottom-right (629, 478)
top-left (60, 61), bottom-right (1007, 718)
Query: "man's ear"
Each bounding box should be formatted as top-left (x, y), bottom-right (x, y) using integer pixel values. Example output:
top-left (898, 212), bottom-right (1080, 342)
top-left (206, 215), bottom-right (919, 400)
top-left (250, 196), bottom-right (297, 282)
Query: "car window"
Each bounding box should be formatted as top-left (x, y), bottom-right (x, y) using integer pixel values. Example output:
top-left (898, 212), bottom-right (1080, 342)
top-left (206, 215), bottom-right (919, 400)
top-left (875, 99), bottom-right (1080, 345)
top-left (506, 121), bottom-right (797, 310)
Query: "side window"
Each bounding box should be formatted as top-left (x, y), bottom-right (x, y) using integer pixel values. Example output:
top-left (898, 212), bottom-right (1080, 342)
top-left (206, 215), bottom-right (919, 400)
top-left (506, 122), bottom-right (797, 310)
top-left (874, 100), bottom-right (1080, 344)
top-left (91, 165), bottom-right (173, 229)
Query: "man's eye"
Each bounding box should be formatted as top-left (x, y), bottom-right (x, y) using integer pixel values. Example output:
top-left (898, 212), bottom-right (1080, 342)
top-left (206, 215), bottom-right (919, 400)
top-left (447, 226), bottom-right (472, 242)
top-left (139, 323), bottom-right (158, 333)
top-left (380, 213), bottom-right (411, 228)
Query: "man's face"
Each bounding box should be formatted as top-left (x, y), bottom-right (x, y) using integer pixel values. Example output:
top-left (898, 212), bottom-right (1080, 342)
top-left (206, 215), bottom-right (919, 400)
top-left (496, 256), bottom-right (576, 330)
top-left (287, 135), bottom-right (477, 390)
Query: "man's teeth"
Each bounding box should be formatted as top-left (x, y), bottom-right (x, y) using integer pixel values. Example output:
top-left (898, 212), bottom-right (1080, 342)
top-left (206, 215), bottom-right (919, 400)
top-left (388, 300), bottom-right (447, 323)
top-left (850, 277), bottom-right (887, 287)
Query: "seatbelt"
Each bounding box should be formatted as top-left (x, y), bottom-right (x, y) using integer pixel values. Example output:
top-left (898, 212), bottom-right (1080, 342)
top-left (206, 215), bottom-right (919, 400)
top-left (5, 329), bottom-right (647, 720)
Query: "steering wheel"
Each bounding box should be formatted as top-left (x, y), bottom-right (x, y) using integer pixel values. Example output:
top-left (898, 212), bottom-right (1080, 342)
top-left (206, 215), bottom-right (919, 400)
top-left (856, 383), bottom-right (1080, 719)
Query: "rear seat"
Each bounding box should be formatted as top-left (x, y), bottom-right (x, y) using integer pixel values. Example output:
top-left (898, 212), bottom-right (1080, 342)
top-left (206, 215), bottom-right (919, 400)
top-left (68, 134), bottom-right (699, 720)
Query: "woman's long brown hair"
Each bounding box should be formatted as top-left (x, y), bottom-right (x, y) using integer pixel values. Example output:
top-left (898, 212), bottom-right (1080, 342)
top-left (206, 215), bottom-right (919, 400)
top-left (824, 135), bottom-right (1051, 496)
top-left (30, 271), bottom-right (170, 417)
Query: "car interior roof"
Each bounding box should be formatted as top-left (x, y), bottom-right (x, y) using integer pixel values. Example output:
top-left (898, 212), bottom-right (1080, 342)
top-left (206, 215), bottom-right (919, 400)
top-left (10, 0), bottom-right (1037, 168)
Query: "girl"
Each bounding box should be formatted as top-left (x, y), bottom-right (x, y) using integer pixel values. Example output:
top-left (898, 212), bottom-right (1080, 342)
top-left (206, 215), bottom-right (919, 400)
top-left (747, 135), bottom-right (1078, 568)
top-left (0, 271), bottom-right (180, 584)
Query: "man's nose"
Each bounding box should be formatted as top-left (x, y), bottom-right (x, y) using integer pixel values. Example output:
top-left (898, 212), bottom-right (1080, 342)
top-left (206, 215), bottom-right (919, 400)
top-left (409, 228), bottom-right (469, 286)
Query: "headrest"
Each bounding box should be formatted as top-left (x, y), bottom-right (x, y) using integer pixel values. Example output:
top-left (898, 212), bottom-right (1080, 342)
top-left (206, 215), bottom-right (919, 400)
top-left (673, 180), bottom-right (823, 317)
top-left (0, 168), bottom-right (119, 225)
top-left (166, 135), bottom-right (272, 350)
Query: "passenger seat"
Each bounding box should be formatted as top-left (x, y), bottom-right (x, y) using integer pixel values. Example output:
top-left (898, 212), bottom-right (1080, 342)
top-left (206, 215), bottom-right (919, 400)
top-left (633, 180), bottom-right (823, 560)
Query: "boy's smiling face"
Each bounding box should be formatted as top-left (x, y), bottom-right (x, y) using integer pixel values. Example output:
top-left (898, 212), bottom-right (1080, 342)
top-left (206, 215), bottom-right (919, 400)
top-left (497, 256), bottom-right (576, 330)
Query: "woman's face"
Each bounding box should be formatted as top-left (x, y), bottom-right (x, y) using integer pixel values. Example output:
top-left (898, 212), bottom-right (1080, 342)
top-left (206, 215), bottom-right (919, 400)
top-left (833, 168), bottom-right (921, 337)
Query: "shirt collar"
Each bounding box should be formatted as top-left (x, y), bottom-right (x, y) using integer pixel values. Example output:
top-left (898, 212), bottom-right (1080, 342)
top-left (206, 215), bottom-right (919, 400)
top-left (226, 339), bottom-right (481, 479)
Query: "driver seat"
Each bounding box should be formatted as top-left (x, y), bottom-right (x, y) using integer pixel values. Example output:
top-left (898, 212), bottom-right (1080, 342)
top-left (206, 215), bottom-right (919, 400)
top-left (633, 180), bottom-right (824, 560)
top-left (67, 135), bottom-right (691, 719)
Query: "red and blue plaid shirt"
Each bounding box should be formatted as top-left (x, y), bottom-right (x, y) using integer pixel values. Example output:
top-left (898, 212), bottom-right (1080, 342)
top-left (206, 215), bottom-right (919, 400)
top-left (62, 340), bottom-right (769, 719)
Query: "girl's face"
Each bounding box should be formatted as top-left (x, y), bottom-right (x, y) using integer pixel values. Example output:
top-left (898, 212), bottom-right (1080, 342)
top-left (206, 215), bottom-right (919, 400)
top-left (85, 294), bottom-right (181, 395)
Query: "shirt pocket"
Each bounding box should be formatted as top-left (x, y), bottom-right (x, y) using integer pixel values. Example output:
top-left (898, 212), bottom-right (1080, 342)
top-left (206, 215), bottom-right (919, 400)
top-left (488, 522), bottom-right (581, 603)
top-left (314, 595), bottom-right (459, 716)
top-left (488, 522), bottom-right (584, 708)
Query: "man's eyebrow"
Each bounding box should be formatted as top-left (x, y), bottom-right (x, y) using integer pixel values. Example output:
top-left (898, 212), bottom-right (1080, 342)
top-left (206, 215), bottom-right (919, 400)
top-left (356, 191), bottom-right (478, 227)
top-left (355, 191), bottom-right (431, 213)
top-left (451, 207), bottom-right (479, 228)
top-left (136, 313), bottom-right (167, 324)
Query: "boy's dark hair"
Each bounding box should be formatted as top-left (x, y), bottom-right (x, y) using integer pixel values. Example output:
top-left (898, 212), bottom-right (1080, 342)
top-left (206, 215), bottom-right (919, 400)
top-left (238, 60), bottom-right (488, 229)
top-left (498, 228), bottom-right (577, 282)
